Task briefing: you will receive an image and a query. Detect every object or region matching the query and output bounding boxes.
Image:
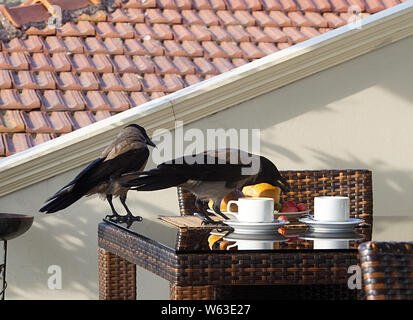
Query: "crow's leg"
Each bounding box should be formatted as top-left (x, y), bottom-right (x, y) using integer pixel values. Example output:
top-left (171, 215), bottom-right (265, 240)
top-left (212, 199), bottom-right (230, 220)
top-left (119, 194), bottom-right (143, 227)
top-left (194, 198), bottom-right (225, 226)
top-left (105, 194), bottom-right (123, 222)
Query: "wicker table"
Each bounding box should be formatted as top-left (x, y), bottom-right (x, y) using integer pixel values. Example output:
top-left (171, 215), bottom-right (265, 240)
top-left (98, 217), bottom-right (369, 300)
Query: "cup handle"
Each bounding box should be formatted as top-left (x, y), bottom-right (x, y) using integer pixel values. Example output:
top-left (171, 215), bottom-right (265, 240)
top-left (226, 200), bottom-right (239, 217)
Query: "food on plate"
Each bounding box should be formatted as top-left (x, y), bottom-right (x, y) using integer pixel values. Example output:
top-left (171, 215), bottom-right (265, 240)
top-left (296, 203), bottom-right (307, 211)
top-left (278, 227), bottom-right (287, 236)
top-left (280, 200), bottom-right (307, 213)
top-left (208, 234), bottom-right (223, 249)
top-left (208, 189), bottom-right (244, 212)
top-left (219, 241), bottom-right (236, 250)
top-left (242, 183), bottom-right (281, 204)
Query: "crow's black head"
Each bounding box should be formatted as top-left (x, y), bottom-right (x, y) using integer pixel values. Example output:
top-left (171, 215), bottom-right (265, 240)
top-left (126, 124), bottom-right (156, 147)
top-left (254, 156), bottom-right (290, 192)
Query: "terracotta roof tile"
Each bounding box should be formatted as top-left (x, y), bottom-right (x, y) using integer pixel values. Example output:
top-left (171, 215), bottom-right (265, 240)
top-left (128, 91), bottom-right (151, 106)
top-left (193, 57), bottom-right (219, 74)
top-left (240, 42), bottom-right (266, 58)
top-left (283, 26), bottom-right (309, 43)
top-left (212, 57), bottom-right (235, 73)
top-left (175, 0), bottom-right (192, 9)
top-left (198, 10), bottom-right (221, 25)
top-left (0, 70), bottom-right (13, 88)
top-left (70, 111), bottom-right (96, 129)
top-left (269, 10), bottom-right (293, 26)
top-left (181, 9), bottom-right (203, 24)
top-left (0, 0), bottom-right (393, 156)
top-left (0, 110), bottom-right (25, 132)
top-left (172, 25), bottom-right (196, 41)
top-left (0, 52), bottom-right (29, 70)
top-left (226, 0), bottom-right (249, 10)
top-left (193, 0), bottom-right (213, 10)
top-left (0, 89), bottom-right (40, 109)
top-left (227, 25), bottom-right (252, 42)
top-left (41, 90), bottom-right (86, 111)
top-left (47, 112), bottom-right (73, 132)
top-left (216, 10), bottom-right (239, 25)
top-left (142, 73), bottom-right (169, 91)
top-left (257, 42), bottom-right (279, 54)
top-left (220, 41), bottom-right (244, 58)
top-left (183, 74), bottom-right (203, 86)
top-left (173, 56), bottom-right (196, 74)
top-left (312, 0), bottom-right (332, 11)
top-left (190, 25), bottom-right (212, 41)
top-left (123, 38), bottom-right (148, 55)
top-left (11, 71), bottom-right (55, 89)
top-left (305, 12), bottom-right (329, 27)
top-left (261, 0), bottom-right (283, 10)
top-left (202, 41), bottom-right (227, 58)
top-left (296, 0), bottom-right (318, 11)
top-left (233, 10), bottom-right (257, 26)
top-left (153, 55), bottom-right (179, 73)
top-left (288, 11), bottom-right (315, 27)
top-left (163, 9), bottom-right (183, 23)
top-left (163, 74), bottom-right (185, 91)
top-left (32, 133), bottom-right (58, 145)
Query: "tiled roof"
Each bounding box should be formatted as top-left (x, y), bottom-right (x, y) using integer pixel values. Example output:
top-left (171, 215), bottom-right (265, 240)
top-left (0, 0), bottom-right (402, 157)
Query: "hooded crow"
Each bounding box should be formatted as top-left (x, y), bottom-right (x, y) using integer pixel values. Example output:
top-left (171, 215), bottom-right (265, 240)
top-left (122, 149), bottom-right (289, 224)
top-left (39, 124), bottom-right (156, 225)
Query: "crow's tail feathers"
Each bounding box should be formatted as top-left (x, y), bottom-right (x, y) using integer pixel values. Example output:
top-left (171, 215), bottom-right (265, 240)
top-left (39, 189), bottom-right (84, 214)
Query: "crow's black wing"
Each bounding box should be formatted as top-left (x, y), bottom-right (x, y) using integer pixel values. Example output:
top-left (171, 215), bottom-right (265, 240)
top-left (40, 148), bottom-right (149, 213)
top-left (122, 149), bottom-right (255, 190)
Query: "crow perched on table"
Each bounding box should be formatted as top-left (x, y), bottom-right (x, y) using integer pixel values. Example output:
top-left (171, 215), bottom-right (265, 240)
top-left (39, 124), bottom-right (156, 225)
top-left (122, 149), bottom-right (289, 224)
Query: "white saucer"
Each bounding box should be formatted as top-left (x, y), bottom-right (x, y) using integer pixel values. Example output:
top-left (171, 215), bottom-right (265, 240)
top-left (298, 216), bottom-right (363, 233)
top-left (223, 219), bottom-right (289, 234)
top-left (224, 232), bottom-right (287, 242)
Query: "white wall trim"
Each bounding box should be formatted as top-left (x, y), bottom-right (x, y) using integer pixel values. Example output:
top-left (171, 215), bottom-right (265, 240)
top-left (0, 1), bottom-right (413, 197)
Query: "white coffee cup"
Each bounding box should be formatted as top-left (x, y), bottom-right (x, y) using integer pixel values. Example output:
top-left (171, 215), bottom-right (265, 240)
top-left (227, 197), bottom-right (274, 223)
top-left (314, 196), bottom-right (350, 222)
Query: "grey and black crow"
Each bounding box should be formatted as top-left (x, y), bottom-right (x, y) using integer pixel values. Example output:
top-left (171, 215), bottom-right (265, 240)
top-left (39, 124), bottom-right (156, 225)
top-left (122, 149), bottom-right (289, 224)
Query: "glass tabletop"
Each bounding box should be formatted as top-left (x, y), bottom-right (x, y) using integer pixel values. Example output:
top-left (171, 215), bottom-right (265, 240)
top-left (103, 216), bottom-right (367, 253)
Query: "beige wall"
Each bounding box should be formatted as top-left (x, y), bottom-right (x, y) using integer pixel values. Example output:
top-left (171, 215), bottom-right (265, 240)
top-left (1, 35), bottom-right (413, 299)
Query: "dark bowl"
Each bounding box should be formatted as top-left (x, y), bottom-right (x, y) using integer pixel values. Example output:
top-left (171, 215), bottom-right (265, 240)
top-left (0, 213), bottom-right (34, 241)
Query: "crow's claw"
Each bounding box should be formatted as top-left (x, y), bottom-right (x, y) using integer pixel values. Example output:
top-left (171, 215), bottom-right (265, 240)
top-left (105, 213), bottom-right (143, 228)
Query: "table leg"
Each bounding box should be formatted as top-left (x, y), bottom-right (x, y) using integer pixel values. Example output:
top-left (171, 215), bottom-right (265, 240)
top-left (98, 248), bottom-right (136, 300)
top-left (169, 283), bottom-right (214, 300)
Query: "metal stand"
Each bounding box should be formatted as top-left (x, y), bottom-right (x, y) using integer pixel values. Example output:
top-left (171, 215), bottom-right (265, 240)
top-left (0, 240), bottom-right (7, 300)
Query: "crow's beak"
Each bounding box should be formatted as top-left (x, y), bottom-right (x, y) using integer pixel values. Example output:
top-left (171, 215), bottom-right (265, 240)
top-left (147, 139), bottom-right (157, 148)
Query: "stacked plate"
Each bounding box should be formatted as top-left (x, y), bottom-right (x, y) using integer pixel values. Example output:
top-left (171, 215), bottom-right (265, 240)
top-left (298, 215), bottom-right (363, 233)
top-left (223, 219), bottom-right (289, 235)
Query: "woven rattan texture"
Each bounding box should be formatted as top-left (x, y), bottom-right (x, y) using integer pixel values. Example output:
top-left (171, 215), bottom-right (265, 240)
top-left (359, 241), bottom-right (413, 300)
top-left (169, 284), bottom-right (214, 300)
top-left (177, 169), bottom-right (373, 239)
top-left (215, 284), bottom-right (360, 300)
top-left (98, 248), bottom-right (136, 300)
top-left (99, 222), bottom-right (359, 286)
top-left (98, 222), bottom-right (179, 282)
